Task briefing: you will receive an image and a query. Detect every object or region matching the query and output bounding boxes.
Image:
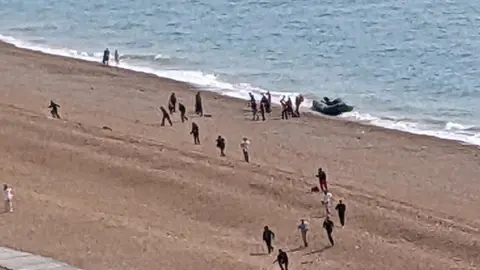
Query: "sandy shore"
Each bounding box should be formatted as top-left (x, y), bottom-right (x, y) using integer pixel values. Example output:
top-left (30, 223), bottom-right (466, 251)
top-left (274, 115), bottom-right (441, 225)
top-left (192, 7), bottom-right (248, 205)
top-left (0, 41), bottom-right (479, 270)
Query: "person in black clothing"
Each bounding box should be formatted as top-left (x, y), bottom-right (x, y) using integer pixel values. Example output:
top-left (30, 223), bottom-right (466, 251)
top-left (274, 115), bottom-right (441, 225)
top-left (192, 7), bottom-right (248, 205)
top-left (48, 100), bottom-right (61, 119)
top-left (216, 135), bottom-right (226, 156)
top-left (195, 92), bottom-right (203, 116)
top-left (286, 97), bottom-right (294, 117)
top-left (168, 93), bottom-right (177, 114)
top-left (259, 101), bottom-right (266, 121)
top-left (179, 103), bottom-right (188, 123)
top-left (274, 249), bottom-right (288, 270)
top-left (102, 48), bottom-right (110, 65)
top-left (294, 94), bottom-right (304, 117)
top-left (249, 93), bottom-right (259, 121)
top-left (316, 168), bottom-right (328, 193)
top-left (323, 215), bottom-right (335, 246)
top-left (190, 122), bottom-right (200, 144)
top-left (335, 200), bottom-right (346, 227)
top-left (159, 106), bottom-right (173, 126)
top-left (260, 94), bottom-right (270, 115)
top-left (262, 226), bottom-right (275, 254)
top-left (266, 91), bottom-right (272, 113)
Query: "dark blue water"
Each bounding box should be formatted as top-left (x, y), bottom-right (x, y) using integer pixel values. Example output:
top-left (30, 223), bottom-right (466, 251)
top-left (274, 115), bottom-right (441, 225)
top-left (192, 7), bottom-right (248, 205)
top-left (1, 0), bottom-right (480, 144)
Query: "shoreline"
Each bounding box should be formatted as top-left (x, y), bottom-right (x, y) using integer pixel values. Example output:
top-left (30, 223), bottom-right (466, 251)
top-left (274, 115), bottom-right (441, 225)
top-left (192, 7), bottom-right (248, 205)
top-left (0, 40), bottom-right (479, 269)
top-left (1, 36), bottom-right (479, 146)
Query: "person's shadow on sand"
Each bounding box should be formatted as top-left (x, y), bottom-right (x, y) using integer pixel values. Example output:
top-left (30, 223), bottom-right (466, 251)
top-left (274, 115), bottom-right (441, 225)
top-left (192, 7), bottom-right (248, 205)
top-left (303, 245), bottom-right (332, 256)
top-left (249, 252), bottom-right (269, 256)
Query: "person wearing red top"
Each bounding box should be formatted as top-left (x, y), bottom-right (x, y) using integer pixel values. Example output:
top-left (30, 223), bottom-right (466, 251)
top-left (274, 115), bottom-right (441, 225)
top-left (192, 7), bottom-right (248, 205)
top-left (316, 167), bottom-right (328, 192)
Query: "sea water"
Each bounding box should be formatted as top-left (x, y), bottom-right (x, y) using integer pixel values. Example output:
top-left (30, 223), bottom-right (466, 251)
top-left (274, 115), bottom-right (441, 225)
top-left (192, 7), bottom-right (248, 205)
top-left (1, 0), bottom-right (480, 145)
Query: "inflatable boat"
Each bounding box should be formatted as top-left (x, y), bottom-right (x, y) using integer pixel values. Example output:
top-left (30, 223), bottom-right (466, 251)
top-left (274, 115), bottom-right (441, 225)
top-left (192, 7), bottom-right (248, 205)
top-left (311, 98), bottom-right (354, 116)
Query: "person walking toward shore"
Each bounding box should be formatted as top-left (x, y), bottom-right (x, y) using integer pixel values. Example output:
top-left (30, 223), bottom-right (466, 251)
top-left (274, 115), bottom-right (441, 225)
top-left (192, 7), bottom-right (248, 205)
top-left (179, 103), bottom-right (188, 122)
top-left (216, 135), bottom-right (226, 156)
top-left (273, 249), bottom-right (289, 270)
top-left (263, 226), bottom-right (275, 254)
top-left (298, 219), bottom-right (309, 247)
top-left (3, 184), bottom-right (13, 213)
top-left (316, 168), bottom-right (328, 192)
top-left (48, 100), bottom-right (61, 119)
top-left (323, 215), bottom-right (335, 246)
top-left (160, 106), bottom-right (173, 126)
top-left (102, 48), bottom-right (110, 65)
top-left (335, 199), bottom-right (346, 228)
top-left (190, 122), bottom-right (200, 144)
top-left (240, 137), bottom-right (250, 162)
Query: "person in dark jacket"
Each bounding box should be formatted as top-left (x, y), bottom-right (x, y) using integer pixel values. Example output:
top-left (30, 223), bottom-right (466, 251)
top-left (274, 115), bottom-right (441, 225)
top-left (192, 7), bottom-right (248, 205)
top-left (259, 101), bottom-right (266, 121)
top-left (160, 106), bottom-right (173, 126)
top-left (316, 168), bottom-right (328, 192)
top-left (190, 122), bottom-right (200, 145)
top-left (335, 200), bottom-right (346, 227)
top-left (216, 135), bottom-right (226, 156)
top-left (195, 92), bottom-right (203, 116)
top-left (274, 249), bottom-right (288, 270)
top-left (168, 93), bottom-right (177, 114)
top-left (263, 226), bottom-right (275, 254)
top-left (179, 103), bottom-right (188, 123)
top-left (48, 100), bottom-right (61, 119)
top-left (323, 215), bottom-right (335, 246)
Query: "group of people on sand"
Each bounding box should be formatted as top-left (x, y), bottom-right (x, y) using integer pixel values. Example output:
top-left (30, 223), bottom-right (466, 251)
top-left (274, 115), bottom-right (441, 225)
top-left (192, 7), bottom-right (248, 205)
top-left (263, 168), bottom-right (347, 270)
top-left (248, 91), bottom-right (304, 121)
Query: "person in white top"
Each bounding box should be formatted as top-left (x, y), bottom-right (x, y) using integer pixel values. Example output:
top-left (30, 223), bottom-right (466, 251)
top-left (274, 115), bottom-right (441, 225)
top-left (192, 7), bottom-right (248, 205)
top-left (3, 184), bottom-right (13, 213)
top-left (322, 190), bottom-right (333, 215)
top-left (240, 137), bottom-right (250, 163)
top-left (297, 219), bottom-right (309, 247)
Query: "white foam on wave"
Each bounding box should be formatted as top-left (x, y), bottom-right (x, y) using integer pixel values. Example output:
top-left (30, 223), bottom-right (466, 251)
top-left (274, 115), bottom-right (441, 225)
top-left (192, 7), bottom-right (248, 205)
top-left (2, 33), bottom-right (480, 146)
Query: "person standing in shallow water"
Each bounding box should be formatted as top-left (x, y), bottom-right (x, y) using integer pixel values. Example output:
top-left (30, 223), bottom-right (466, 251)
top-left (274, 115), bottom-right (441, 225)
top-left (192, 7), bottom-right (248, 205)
top-left (323, 215), bottom-right (335, 246)
top-left (159, 106), bottom-right (173, 126)
top-left (216, 135), bottom-right (226, 156)
top-left (114, 49), bottom-right (120, 65)
top-left (102, 48), bottom-right (110, 65)
top-left (240, 137), bottom-right (250, 162)
top-left (190, 122), bottom-right (200, 144)
top-left (179, 103), bottom-right (188, 123)
top-left (262, 226), bottom-right (275, 254)
top-left (48, 100), bottom-right (60, 119)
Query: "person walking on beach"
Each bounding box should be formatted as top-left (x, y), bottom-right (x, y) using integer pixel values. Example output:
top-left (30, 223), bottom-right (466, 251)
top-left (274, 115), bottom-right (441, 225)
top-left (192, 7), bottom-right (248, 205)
top-left (323, 215), bottom-right (335, 246)
top-left (169, 93), bottom-right (177, 114)
top-left (260, 101), bottom-right (266, 121)
top-left (294, 94), bottom-right (304, 117)
top-left (263, 226), bottom-right (275, 254)
top-left (273, 249), bottom-right (289, 270)
top-left (335, 199), bottom-right (346, 228)
top-left (316, 168), bottom-right (328, 192)
top-left (280, 96), bottom-right (289, 120)
top-left (322, 190), bottom-right (334, 215)
top-left (298, 219), bottom-right (309, 247)
top-left (102, 48), bottom-right (110, 65)
top-left (114, 49), bottom-right (120, 65)
top-left (261, 93), bottom-right (270, 115)
top-left (3, 184), bottom-right (13, 213)
top-left (216, 135), bottom-right (226, 156)
top-left (249, 93), bottom-right (259, 121)
top-left (266, 91), bottom-right (272, 113)
top-left (160, 106), bottom-right (173, 126)
top-left (190, 122), bottom-right (200, 145)
top-left (195, 92), bottom-right (203, 116)
top-left (240, 137), bottom-right (250, 163)
top-left (48, 100), bottom-right (61, 119)
top-left (179, 103), bottom-right (188, 122)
